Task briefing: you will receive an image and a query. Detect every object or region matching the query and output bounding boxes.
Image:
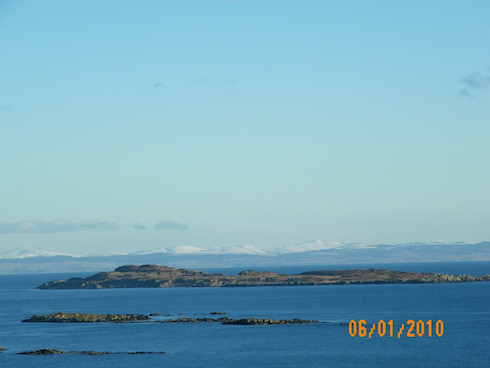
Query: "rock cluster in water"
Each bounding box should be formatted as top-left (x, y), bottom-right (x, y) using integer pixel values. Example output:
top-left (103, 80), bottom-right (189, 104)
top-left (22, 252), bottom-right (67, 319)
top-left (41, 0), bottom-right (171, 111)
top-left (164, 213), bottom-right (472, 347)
top-left (18, 348), bottom-right (165, 355)
top-left (158, 317), bottom-right (320, 325)
top-left (19, 348), bottom-right (66, 355)
top-left (22, 312), bottom-right (149, 323)
top-left (22, 312), bottom-right (320, 325)
top-left (221, 318), bottom-right (320, 325)
top-left (36, 264), bottom-right (490, 290)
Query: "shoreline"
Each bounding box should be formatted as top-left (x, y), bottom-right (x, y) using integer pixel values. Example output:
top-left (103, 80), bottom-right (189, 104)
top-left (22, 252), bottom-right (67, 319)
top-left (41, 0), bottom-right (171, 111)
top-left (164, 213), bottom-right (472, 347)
top-left (37, 264), bottom-right (490, 290)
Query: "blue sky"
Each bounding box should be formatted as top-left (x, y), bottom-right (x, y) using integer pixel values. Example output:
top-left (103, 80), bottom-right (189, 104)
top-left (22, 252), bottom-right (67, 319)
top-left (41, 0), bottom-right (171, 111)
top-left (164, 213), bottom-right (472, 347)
top-left (1, 1), bottom-right (489, 255)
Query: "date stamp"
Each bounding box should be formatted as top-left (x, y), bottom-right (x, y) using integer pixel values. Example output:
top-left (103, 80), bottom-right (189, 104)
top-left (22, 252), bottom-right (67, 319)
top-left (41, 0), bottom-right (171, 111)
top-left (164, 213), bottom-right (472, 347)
top-left (348, 319), bottom-right (444, 338)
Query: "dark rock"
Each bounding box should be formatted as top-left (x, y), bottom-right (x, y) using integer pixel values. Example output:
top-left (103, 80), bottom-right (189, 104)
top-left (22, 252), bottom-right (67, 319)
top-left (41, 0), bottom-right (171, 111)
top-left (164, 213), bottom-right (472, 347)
top-left (18, 348), bottom-right (166, 355)
top-left (79, 351), bottom-right (112, 355)
top-left (220, 318), bottom-right (319, 325)
top-left (160, 317), bottom-right (217, 323)
top-left (19, 349), bottom-right (67, 355)
top-left (129, 351), bottom-right (166, 354)
top-left (22, 312), bottom-right (149, 323)
top-left (153, 316), bottom-right (321, 325)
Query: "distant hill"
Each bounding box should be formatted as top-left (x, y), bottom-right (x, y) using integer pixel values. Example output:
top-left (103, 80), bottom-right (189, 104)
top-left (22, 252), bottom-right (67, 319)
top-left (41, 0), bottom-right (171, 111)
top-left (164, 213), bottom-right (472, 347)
top-left (0, 241), bottom-right (488, 274)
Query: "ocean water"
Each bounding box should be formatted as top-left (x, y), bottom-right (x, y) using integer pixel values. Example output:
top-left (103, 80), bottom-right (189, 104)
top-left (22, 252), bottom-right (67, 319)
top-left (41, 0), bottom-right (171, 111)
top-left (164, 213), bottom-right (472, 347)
top-left (0, 262), bottom-right (489, 367)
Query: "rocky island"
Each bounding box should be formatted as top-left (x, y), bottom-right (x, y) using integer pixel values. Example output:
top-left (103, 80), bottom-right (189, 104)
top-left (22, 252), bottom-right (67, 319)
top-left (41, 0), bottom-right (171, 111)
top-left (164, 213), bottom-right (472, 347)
top-left (37, 264), bottom-right (490, 290)
top-left (18, 348), bottom-right (166, 355)
top-left (22, 312), bottom-right (149, 323)
top-left (21, 312), bottom-right (320, 325)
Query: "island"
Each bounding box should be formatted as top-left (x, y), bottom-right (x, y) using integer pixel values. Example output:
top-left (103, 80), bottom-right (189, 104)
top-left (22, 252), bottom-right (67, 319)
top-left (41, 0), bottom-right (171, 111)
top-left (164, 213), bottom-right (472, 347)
top-left (37, 264), bottom-right (490, 290)
top-left (21, 312), bottom-right (320, 325)
top-left (18, 348), bottom-right (166, 355)
top-left (22, 312), bottom-right (149, 323)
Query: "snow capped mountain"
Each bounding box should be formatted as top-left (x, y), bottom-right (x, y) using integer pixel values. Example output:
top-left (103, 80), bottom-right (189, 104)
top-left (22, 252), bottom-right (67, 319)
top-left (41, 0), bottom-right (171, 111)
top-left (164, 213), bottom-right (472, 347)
top-left (273, 240), bottom-right (343, 254)
top-left (0, 241), bottom-right (488, 273)
top-left (170, 245), bottom-right (209, 254)
top-left (0, 241), bottom-right (487, 261)
top-left (127, 249), bottom-right (169, 256)
top-left (394, 241), bottom-right (472, 247)
top-left (0, 247), bottom-right (80, 259)
top-left (216, 244), bottom-right (270, 255)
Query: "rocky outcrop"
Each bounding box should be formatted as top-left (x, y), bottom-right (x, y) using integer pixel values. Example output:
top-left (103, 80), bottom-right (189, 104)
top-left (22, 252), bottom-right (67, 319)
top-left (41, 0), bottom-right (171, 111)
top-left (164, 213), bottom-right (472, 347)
top-left (22, 312), bottom-right (149, 323)
top-left (161, 317), bottom-right (218, 323)
top-left (129, 351), bottom-right (167, 354)
top-left (422, 273), bottom-right (487, 283)
top-left (37, 265), bottom-right (490, 290)
top-left (19, 349), bottom-right (67, 355)
top-left (21, 312), bottom-right (322, 326)
top-left (220, 318), bottom-right (319, 325)
top-left (0, 347), bottom-right (6, 351)
top-left (18, 349), bottom-right (165, 355)
top-left (157, 317), bottom-right (319, 325)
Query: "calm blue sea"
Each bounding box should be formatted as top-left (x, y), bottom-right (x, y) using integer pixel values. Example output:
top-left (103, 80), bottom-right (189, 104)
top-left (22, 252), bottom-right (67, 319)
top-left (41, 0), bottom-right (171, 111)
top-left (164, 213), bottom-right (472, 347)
top-left (0, 262), bottom-right (489, 368)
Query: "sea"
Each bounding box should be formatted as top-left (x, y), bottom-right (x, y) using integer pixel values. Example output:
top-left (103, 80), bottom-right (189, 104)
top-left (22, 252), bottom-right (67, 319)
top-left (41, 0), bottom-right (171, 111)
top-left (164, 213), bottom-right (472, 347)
top-left (0, 261), bottom-right (489, 368)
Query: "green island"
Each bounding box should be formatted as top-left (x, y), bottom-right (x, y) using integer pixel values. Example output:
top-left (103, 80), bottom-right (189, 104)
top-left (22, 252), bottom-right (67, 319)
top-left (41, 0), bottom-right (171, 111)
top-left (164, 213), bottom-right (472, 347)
top-left (37, 264), bottom-right (490, 290)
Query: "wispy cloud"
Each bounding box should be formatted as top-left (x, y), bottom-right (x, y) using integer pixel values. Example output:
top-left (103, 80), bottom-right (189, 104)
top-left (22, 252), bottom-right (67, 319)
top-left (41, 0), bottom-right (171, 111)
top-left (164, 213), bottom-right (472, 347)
top-left (153, 221), bottom-right (189, 230)
top-left (0, 104), bottom-right (13, 111)
top-left (219, 77), bottom-right (239, 92)
top-left (0, 220), bottom-right (118, 234)
top-left (458, 67), bottom-right (490, 98)
top-left (132, 223), bottom-right (146, 230)
top-left (457, 89), bottom-right (474, 99)
top-left (460, 71), bottom-right (490, 89)
top-left (153, 82), bottom-right (164, 89)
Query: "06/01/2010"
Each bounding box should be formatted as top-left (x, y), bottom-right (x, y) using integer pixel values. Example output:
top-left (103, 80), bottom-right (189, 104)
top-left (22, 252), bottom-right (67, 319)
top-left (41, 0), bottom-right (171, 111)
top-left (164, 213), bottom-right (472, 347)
top-left (348, 319), bottom-right (444, 338)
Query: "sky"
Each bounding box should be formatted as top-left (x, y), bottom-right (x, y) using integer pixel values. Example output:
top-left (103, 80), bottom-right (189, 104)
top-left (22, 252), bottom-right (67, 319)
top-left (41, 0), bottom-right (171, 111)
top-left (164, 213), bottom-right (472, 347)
top-left (0, 1), bottom-right (489, 255)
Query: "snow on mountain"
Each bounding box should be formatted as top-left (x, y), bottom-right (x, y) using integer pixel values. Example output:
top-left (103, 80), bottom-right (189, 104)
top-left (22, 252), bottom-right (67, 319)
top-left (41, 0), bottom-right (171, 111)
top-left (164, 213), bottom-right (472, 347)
top-left (127, 249), bottom-right (169, 256)
top-left (273, 240), bottom-right (343, 254)
top-left (395, 241), bottom-right (472, 247)
top-left (343, 243), bottom-right (380, 249)
top-left (0, 241), bottom-right (486, 260)
top-left (216, 244), bottom-right (269, 255)
top-left (170, 245), bottom-right (209, 254)
top-left (0, 247), bottom-right (80, 259)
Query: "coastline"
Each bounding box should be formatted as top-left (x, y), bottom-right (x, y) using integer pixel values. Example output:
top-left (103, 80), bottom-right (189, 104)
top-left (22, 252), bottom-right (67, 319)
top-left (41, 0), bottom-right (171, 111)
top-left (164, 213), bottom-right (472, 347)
top-left (37, 264), bottom-right (490, 290)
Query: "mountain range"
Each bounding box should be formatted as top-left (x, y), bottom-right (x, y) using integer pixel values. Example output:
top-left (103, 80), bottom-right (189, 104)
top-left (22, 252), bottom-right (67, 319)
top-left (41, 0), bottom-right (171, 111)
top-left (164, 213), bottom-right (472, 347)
top-left (0, 241), bottom-right (489, 274)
